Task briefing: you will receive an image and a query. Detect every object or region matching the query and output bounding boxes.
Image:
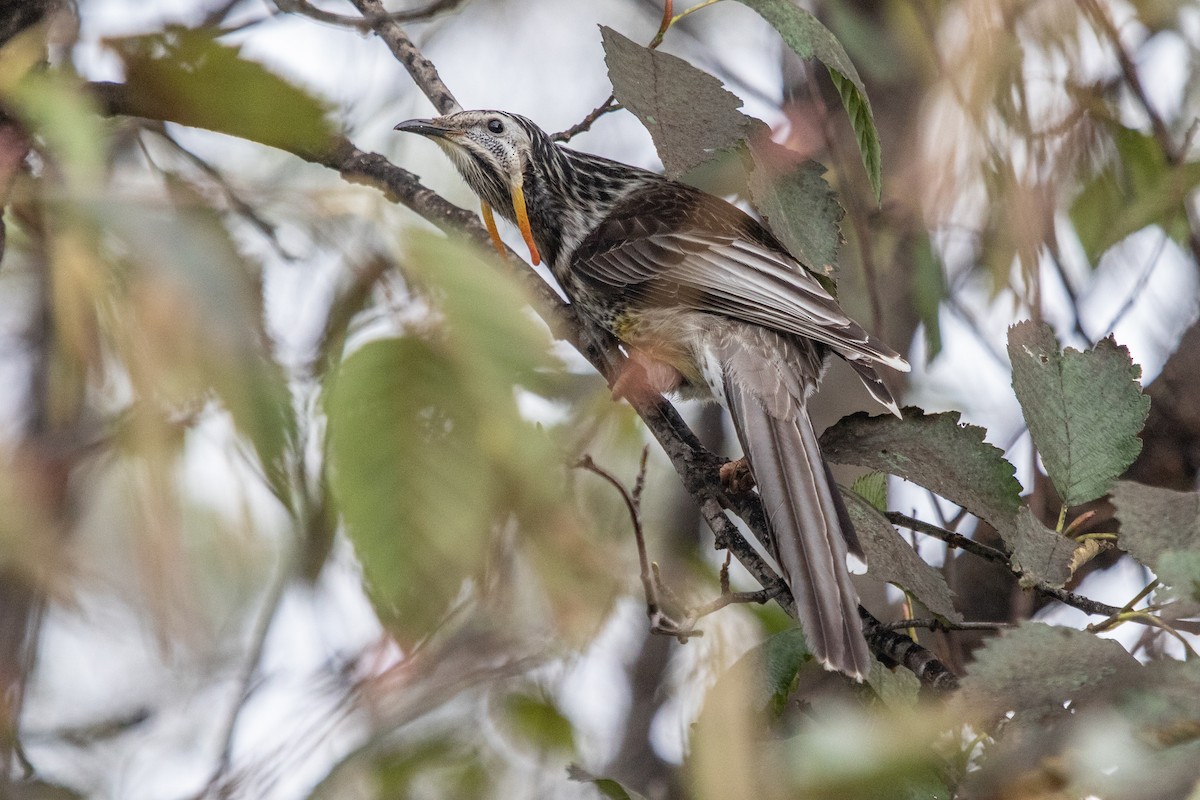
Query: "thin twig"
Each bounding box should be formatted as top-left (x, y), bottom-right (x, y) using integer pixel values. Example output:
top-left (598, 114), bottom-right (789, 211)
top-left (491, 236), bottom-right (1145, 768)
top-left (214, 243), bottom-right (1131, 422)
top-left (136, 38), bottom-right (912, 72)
top-left (272, 0), bottom-right (463, 30)
top-left (551, 95), bottom-right (620, 143)
top-left (684, 586), bottom-right (780, 624)
top-left (575, 451), bottom-right (679, 635)
top-left (887, 511), bottom-right (1009, 565)
top-left (551, 0), bottom-right (674, 142)
top-left (140, 122), bottom-right (290, 257)
top-left (880, 618), bottom-right (1016, 633)
top-left (200, 0), bottom-right (248, 28)
top-left (1044, 226), bottom-right (1091, 344)
top-left (1087, 578), bottom-right (1159, 634)
top-left (195, 541), bottom-right (294, 798)
top-left (349, 0), bottom-right (460, 114)
top-left (1101, 229), bottom-right (1168, 334)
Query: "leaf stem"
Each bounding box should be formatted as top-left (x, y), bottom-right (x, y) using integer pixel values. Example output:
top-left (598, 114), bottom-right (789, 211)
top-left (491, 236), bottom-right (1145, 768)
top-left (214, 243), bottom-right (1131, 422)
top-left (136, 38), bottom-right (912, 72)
top-left (671, 0), bottom-right (724, 26)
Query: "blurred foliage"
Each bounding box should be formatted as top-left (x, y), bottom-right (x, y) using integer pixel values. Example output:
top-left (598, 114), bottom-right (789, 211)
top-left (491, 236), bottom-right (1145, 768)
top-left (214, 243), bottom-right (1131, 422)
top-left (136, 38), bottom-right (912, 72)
top-left (1, 1), bottom-right (1199, 799)
top-left (107, 27), bottom-right (338, 156)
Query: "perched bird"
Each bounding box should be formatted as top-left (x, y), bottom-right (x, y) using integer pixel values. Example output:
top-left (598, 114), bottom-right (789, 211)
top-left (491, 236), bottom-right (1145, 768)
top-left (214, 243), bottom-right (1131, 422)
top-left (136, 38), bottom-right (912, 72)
top-left (395, 110), bottom-right (909, 678)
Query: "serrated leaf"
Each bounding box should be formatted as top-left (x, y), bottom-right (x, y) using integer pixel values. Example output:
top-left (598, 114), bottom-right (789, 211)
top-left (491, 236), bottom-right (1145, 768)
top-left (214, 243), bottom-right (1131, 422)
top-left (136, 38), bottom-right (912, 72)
top-left (843, 490), bottom-right (963, 622)
top-left (958, 622), bottom-right (1140, 726)
top-left (566, 766), bottom-right (650, 800)
top-left (745, 139), bottom-right (843, 275)
top-left (865, 659), bottom-right (921, 709)
top-left (1008, 321), bottom-right (1151, 507)
top-left (1156, 551), bottom-right (1200, 604)
top-left (735, 0), bottom-right (882, 199)
top-left (106, 27), bottom-right (336, 155)
top-left (1003, 507), bottom-right (1078, 589)
top-left (850, 471), bottom-right (888, 512)
top-left (1112, 481), bottom-right (1200, 565)
top-left (1112, 481), bottom-right (1200, 605)
top-left (601, 26), bottom-right (751, 178)
top-left (1070, 124), bottom-right (1200, 264)
top-left (820, 408), bottom-right (1022, 530)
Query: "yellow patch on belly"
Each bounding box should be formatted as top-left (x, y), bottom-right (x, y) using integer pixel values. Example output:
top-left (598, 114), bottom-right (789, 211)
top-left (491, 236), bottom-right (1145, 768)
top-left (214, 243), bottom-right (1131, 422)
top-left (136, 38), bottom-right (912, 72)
top-left (612, 309), bottom-right (706, 387)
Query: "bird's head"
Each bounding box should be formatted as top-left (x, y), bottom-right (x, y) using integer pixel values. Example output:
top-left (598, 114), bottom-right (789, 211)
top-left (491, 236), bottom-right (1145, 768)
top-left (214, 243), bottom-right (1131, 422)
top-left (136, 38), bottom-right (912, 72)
top-left (395, 110), bottom-right (544, 263)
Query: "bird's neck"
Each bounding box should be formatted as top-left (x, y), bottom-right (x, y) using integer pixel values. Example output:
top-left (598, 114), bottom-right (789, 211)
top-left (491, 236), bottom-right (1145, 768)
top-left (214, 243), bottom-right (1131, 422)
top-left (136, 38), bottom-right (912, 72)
top-left (516, 144), bottom-right (658, 270)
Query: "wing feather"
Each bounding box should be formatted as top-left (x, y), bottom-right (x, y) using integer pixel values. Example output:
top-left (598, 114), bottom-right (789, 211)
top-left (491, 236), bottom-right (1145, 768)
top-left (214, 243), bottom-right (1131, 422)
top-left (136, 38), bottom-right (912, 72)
top-left (576, 219), bottom-right (909, 372)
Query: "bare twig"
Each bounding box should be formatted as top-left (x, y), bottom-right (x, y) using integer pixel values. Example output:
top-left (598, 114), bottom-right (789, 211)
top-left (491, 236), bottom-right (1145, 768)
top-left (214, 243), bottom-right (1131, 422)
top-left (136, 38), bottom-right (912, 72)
top-left (551, 95), bottom-right (620, 143)
top-left (349, 0), bottom-right (460, 114)
top-left (139, 122), bottom-right (289, 257)
top-left (552, 0), bottom-right (671, 143)
top-left (575, 450), bottom-right (683, 636)
top-left (887, 511), bottom-right (1009, 565)
top-left (273, 0), bottom-right (463, 30)
top-left (200, 0), bottom-right (248, 28)
top-left (1101, 229), bottom-right (1169, 334)
top-left (195, 541), bottom-right (294, 799)
top-left (685, 586), bottom-right (780, 623)
top-left (880, 618), bottom-right (1016, 633)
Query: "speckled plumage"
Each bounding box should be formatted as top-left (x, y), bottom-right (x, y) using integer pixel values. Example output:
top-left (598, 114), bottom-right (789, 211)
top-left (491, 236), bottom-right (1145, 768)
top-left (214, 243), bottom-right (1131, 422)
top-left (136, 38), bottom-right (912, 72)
top-left (395, 110), bottom-right (910, 678)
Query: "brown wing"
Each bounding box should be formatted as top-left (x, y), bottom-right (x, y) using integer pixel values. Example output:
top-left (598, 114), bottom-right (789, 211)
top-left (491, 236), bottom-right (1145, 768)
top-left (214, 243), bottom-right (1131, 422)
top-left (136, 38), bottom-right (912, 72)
top-left (571, 182), bottom-right (909, 376)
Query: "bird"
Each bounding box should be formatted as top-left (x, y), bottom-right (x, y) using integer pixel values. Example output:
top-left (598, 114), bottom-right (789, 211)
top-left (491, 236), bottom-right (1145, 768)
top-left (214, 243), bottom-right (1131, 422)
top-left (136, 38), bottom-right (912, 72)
top-left (394, 109), bottom-right (909, 678)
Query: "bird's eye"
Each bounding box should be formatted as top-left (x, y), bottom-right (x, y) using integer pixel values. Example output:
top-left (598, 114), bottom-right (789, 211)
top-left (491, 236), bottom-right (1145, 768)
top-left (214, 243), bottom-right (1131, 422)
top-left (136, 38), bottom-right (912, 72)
top-left (487, 118), bottom-right (504, 134)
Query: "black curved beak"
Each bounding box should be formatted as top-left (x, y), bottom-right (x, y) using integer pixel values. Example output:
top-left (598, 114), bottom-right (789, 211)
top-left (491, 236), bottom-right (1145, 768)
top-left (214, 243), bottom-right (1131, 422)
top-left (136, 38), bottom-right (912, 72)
top-left (393, 118), bottom-right (455, 138)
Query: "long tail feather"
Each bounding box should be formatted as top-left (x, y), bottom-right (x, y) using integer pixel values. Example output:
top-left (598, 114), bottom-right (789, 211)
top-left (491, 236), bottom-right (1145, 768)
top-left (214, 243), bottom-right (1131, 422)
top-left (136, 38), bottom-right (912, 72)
top-left (725, 376), bottom-right (872, 679)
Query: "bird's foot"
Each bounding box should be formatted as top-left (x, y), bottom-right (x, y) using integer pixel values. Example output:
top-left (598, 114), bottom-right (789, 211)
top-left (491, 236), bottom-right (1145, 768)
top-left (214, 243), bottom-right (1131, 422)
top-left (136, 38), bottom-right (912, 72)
top-left (719, 457), bottom-right (755, 493)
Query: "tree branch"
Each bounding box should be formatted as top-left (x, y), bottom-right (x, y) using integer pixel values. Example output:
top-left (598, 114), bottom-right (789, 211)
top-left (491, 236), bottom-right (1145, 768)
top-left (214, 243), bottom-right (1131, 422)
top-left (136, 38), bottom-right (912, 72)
top-left (348, 0), bottom-right (460, 114)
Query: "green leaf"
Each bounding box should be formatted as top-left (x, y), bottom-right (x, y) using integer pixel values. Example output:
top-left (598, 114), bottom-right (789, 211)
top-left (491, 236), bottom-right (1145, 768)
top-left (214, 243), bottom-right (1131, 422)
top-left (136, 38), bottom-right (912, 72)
top-left (324, 232), bottom-right (562, 639)
top-left (1007, 321), bottom-right (1151, 507)
top-left (1112, 481), bottom-right (1200, 604)
top-left (820, 408), bottom-right (1022, 530)
top-left (843, 490), bottom-right (963, 623)
top-left (566, 766), bottom-right (650, 800)
top-left (865, 659), bottom-right (921, 709)
top-left (1156, 550), bottom-right (1200, 604)
top-left (745, 139), bottom-right (844, 275)
top-left (106, 27), bottom-right (336, 155)
top-left (850, 470), bottom-right (888, 512)
top-left (1112, 481), bottom-right (1200, 565)
top-left (1003, 507), bottom-right (1078, 590)
top-left (911, 235), bottom-right (947, 362)
top-left (957, 622), bottom-right (1140, 726)
top-left (601, 26), bottom-right (751, 178)
top-left (502, 692), bottom-right (575, 754)
top-left (734, 0), bottom-right (882, 199)
top-left (325, 337), bottom-right (494, 631)
top-left (6, 70), bottom-right (107, 188)
top-left (1069, 125), bottom-right (1200, 264)
top-left (707, 628), bottom-right (814, 718)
